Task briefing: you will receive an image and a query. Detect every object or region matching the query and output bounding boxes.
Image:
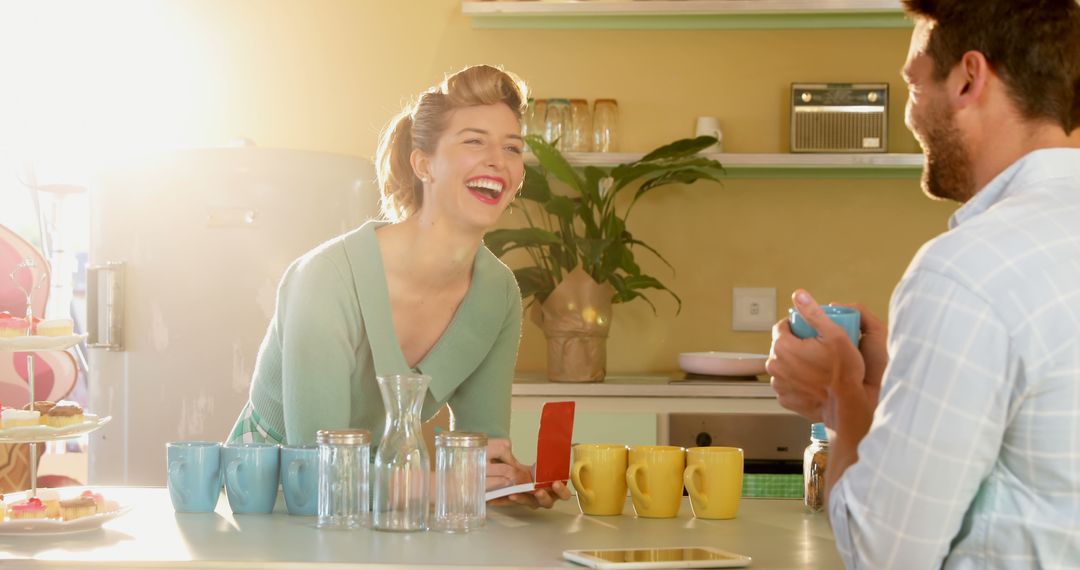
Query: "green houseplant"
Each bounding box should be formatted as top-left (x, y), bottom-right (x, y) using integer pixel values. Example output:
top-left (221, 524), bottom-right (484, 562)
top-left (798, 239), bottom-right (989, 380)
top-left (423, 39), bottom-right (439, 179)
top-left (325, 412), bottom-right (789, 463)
top-left (484, 134), bottom-right (724, 382)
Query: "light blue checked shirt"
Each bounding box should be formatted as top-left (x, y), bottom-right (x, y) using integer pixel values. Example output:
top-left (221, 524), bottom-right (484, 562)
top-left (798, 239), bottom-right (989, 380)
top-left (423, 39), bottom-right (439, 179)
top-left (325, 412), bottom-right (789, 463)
top-left (830, 148), bottom-right (1080, 569)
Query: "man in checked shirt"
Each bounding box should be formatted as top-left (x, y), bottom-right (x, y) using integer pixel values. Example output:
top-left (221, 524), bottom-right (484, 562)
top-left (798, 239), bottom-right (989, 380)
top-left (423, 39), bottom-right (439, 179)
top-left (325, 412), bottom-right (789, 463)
top-left (767, 0), bottom-right (1080, 568)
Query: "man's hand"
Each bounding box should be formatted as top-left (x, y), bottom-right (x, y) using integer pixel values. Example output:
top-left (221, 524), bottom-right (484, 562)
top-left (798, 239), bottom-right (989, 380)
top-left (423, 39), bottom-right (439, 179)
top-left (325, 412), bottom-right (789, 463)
top-left (767, 289), bottom-right (884, 436)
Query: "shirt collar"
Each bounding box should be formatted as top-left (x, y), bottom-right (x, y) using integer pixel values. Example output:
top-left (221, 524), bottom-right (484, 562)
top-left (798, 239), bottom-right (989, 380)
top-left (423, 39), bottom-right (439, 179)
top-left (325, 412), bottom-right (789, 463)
top-left (949, 148), bottom-right (1080, 229)
top-left (344, 219), bottom-right (505, 403)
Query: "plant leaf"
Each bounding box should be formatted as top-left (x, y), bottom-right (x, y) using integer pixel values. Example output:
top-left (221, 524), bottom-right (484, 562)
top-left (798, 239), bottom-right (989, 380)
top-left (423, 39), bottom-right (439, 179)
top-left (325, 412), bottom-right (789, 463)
top-left (483, 227), bottom-right (562, 258)
top-left (517, 164), bottom-right (551, 203)
top-left (513, 266), bottom-right (555, 304)
top-left (640, 136), bottom-right (718, 162)
top-left (525, 135), bottom-right (585, 195)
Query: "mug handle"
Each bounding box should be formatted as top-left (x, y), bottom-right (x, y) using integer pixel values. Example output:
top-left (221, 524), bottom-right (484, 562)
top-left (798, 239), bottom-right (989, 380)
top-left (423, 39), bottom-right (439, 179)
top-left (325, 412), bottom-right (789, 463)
top-left (684, 464), bottom-right (708, 510)
top-left (288, 459), bottom-right (309, 507)
top-left (226, 459), bottom-right (248, 506)
top-left (570, 460), bottom-right (595, 504)
top-left (626, 464), bottom-right (651, 511)
top-left (168, 459), bottom-right (189, 503)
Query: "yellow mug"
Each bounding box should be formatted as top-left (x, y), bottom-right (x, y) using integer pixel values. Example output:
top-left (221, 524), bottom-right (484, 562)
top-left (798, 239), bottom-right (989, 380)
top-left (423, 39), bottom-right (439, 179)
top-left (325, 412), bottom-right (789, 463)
top-left (570, 444), bottom-right (628, 516)
top-left (626, 445), bottom-right (685, 518)
top-left (684, 446), bottom-right (743, 520)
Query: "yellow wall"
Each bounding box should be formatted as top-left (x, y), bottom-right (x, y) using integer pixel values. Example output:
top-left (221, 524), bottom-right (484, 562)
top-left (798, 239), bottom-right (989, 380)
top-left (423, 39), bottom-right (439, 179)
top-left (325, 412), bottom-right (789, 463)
top-left (4, 0), bottom-right (958, 373)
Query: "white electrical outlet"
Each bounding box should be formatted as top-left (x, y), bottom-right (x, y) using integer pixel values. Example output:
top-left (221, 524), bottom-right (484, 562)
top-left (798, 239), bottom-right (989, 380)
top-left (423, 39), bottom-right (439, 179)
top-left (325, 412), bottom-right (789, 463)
top-left (732, 287), bottom-right (777, 332)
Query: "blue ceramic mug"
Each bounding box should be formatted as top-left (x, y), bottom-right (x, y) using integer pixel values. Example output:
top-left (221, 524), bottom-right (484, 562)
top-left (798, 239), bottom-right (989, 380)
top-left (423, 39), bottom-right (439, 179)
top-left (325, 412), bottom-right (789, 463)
top-left (167, 441), bottom-right (223, 513)
top-left (789, 305), bottom-right (861, 346)
top-left (280, 444), bottom-right (318, 516)
top-left (223, 443), bottom-right (280, 514)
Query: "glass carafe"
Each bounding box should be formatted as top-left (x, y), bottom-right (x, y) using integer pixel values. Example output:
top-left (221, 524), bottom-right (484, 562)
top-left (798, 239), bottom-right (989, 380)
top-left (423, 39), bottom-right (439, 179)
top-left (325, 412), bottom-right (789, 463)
top-left (372, 373), bottom-right (431, 531)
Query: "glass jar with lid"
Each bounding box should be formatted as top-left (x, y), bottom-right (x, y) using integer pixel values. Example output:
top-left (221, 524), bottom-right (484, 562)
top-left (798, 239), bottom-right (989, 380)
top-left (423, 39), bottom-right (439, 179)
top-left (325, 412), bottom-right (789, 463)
top-left (433, 431), bottom-right (487, 533)
top-left (803, 422), bottom-right (829, 513)
top-left (316, 428), bottom-right (371, 529)
top-left (592, 99), bottom-right (619, 153)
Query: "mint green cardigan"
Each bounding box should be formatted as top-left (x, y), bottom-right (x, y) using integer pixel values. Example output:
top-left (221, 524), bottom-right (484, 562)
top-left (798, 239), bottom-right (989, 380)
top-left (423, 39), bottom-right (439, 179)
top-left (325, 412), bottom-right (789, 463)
top-left (242, 220), bottom-right (523, 445)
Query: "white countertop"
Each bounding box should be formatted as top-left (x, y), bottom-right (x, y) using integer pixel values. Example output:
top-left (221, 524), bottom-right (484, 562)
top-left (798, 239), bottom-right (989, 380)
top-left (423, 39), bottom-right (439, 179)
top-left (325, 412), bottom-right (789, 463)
top-left (512, 373), bottom-right (776, 399)
top-left (0, 487), bottom-right (842, 569)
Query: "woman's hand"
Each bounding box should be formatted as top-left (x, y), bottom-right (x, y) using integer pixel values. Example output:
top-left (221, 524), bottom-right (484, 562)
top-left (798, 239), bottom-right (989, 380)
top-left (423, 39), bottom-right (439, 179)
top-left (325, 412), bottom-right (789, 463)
top-left (485, 438), bottom-right (572, 509)
top-left (485, 438), bottom-right (532, 491)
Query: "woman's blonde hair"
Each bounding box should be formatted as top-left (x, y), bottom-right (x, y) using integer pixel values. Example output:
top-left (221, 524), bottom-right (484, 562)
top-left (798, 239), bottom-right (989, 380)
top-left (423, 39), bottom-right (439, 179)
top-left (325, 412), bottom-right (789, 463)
top-left (375, 65), bottom-right (529, 221)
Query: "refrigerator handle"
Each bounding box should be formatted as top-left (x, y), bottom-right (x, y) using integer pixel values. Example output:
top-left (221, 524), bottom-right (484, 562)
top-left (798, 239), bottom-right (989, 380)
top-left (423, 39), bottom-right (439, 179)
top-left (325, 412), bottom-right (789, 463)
top-left (87, 261), bottom-right (125, 351)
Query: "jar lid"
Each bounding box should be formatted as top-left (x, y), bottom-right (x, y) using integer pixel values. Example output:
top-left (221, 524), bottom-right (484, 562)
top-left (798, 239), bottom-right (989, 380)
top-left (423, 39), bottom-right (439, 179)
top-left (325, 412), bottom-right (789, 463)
top-left (810, 423), bottom-right (828, 442)
top-left (547, 98), bottom-right (570, 105)
top-left (594, 98), bottom-right (618, 104)
top-left (435, 431), bottom-right (487, 448)
top-left (316, 429), bottom-right (371, 445)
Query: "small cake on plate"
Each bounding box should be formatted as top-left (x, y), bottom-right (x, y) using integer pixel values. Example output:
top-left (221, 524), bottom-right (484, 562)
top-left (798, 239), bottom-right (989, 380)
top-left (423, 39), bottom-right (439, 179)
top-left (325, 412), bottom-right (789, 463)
top-left (35, 318), bottom-right (74, 337)
top-left (45, 402), bottom-right (85, 428)
top-left (59, 496), bottom-right (97, 521)
top-left (37, 489), bottom-right (60, 518)
top-left (23, 401), bottom-right (56, 424)
top-left (10, 498), bottom-right (47, 520)
top-left (0, 312), bottom-right (29, 338)
top-left (1, 409), bottom-right (40, 428)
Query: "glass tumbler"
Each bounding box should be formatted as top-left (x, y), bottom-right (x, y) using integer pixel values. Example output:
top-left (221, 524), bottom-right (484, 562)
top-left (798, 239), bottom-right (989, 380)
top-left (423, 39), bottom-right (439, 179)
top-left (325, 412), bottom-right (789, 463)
top-left (544, 98), bottom-right (573, 152)
top-left (433, 432), bottom-right (487, 533)
top-left (316, 428), bottom-right (371, 529)
top-left (569, 99), bottom-right (592, 152)
top-left (592, 98), bottom-right (620, 153)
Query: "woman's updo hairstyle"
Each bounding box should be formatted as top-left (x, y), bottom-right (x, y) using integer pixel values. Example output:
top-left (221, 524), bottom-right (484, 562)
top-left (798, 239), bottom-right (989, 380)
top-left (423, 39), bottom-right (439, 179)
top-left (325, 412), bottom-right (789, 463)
top-left (375, 65), bottom-right (528, 221)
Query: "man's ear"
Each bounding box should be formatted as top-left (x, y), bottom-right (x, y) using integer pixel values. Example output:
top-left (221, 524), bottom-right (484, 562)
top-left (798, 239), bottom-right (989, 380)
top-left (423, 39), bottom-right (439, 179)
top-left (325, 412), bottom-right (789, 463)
top-left (410, 148), bottom-right (431, 183)
top-left (950, 50), bottom-right (990, 110)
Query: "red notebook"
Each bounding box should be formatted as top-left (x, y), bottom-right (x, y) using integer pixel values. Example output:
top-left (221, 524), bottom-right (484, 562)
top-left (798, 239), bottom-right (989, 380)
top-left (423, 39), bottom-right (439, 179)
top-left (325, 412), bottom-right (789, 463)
top-left (486, 401), bottom-right (575, 501)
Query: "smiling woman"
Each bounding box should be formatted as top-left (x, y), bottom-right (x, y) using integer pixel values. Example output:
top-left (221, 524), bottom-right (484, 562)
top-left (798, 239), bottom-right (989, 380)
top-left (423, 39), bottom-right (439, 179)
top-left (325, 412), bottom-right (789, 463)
top-left (227, 65), bottom-right (572, 512)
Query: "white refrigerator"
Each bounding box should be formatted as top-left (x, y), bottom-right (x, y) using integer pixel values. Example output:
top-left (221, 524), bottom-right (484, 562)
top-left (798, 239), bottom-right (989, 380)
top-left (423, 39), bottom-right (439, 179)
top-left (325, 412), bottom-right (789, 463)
top-left (87, 147), bottom-right (378, 485)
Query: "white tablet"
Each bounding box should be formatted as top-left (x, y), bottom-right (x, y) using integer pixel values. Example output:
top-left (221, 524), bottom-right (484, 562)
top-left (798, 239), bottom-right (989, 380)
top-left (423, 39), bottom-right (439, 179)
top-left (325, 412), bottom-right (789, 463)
top-left (563, 546), bottom-right (752, 569)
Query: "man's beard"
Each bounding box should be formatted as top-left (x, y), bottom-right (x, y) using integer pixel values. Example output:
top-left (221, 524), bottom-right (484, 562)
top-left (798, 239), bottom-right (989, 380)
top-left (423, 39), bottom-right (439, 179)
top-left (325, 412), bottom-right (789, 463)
top-left (917, 103), bottom-right (975, 203)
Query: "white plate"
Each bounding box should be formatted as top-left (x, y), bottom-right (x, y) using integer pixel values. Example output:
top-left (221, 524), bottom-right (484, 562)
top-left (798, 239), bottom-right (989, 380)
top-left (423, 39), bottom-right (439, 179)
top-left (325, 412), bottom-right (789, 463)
top-left (0, 505), bottom-right (131, 535)
top-left (0, 334), bottom-right (86, 352)
top-left (678, 352), bottom-right (768, 377)
top-left (0, 414), bottom-right (111, 443)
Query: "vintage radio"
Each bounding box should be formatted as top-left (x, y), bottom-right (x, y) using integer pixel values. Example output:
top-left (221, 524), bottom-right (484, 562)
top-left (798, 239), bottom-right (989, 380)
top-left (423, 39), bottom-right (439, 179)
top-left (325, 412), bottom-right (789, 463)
top-left (790, 83), bottom-right (888, 153)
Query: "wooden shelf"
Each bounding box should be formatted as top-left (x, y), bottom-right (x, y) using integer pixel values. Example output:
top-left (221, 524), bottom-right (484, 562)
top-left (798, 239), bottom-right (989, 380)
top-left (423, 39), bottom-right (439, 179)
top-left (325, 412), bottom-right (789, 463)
top-left (463, 0), bottom-right (912, 30)
top-left (526, 151), bottom-right (923, 179)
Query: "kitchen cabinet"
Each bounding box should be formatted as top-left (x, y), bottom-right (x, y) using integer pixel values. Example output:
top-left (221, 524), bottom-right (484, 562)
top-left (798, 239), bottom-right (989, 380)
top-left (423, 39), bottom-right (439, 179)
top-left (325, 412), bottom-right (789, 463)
top-left (463, 0), bottom-right (912, 30)
top-left (509, 374), bottom-right (787, 463)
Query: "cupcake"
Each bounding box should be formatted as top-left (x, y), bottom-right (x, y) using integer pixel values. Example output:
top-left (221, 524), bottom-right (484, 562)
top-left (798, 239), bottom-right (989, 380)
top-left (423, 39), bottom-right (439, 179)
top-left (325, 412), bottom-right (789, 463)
top-left (58, 496), bottom-right (96, 521)
top-left (81, 490), bottom-right (112, 512)
top-left (37, 489), bottom-right (60, 518)
top-left (45, 402), bottom-right (84, 428)
top-left (10, 498), bottom-right (47, 520)
top-left (1, 409), bottom-right (40, 428)
top-left (36, 319), bottom-right (74, 337)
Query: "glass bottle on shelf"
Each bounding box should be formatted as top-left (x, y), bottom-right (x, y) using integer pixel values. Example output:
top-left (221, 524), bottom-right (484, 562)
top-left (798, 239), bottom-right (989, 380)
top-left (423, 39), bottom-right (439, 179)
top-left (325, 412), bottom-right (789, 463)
top-left (527, 99), bottom-right (546, 143)
top-left (544, 98), bottom-right (573, 152)
top-left (592, 99), bottom-right (619, 153)
top-left (371, 373), bottom-right (430, 532)
top-left (569, 99), bottom-right (592, 152)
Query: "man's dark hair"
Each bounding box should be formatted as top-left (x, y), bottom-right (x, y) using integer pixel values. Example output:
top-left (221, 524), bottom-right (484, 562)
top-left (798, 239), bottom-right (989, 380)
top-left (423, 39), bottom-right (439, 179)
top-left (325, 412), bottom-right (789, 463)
top-left (903, 0), bottom-right (1080, 133)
